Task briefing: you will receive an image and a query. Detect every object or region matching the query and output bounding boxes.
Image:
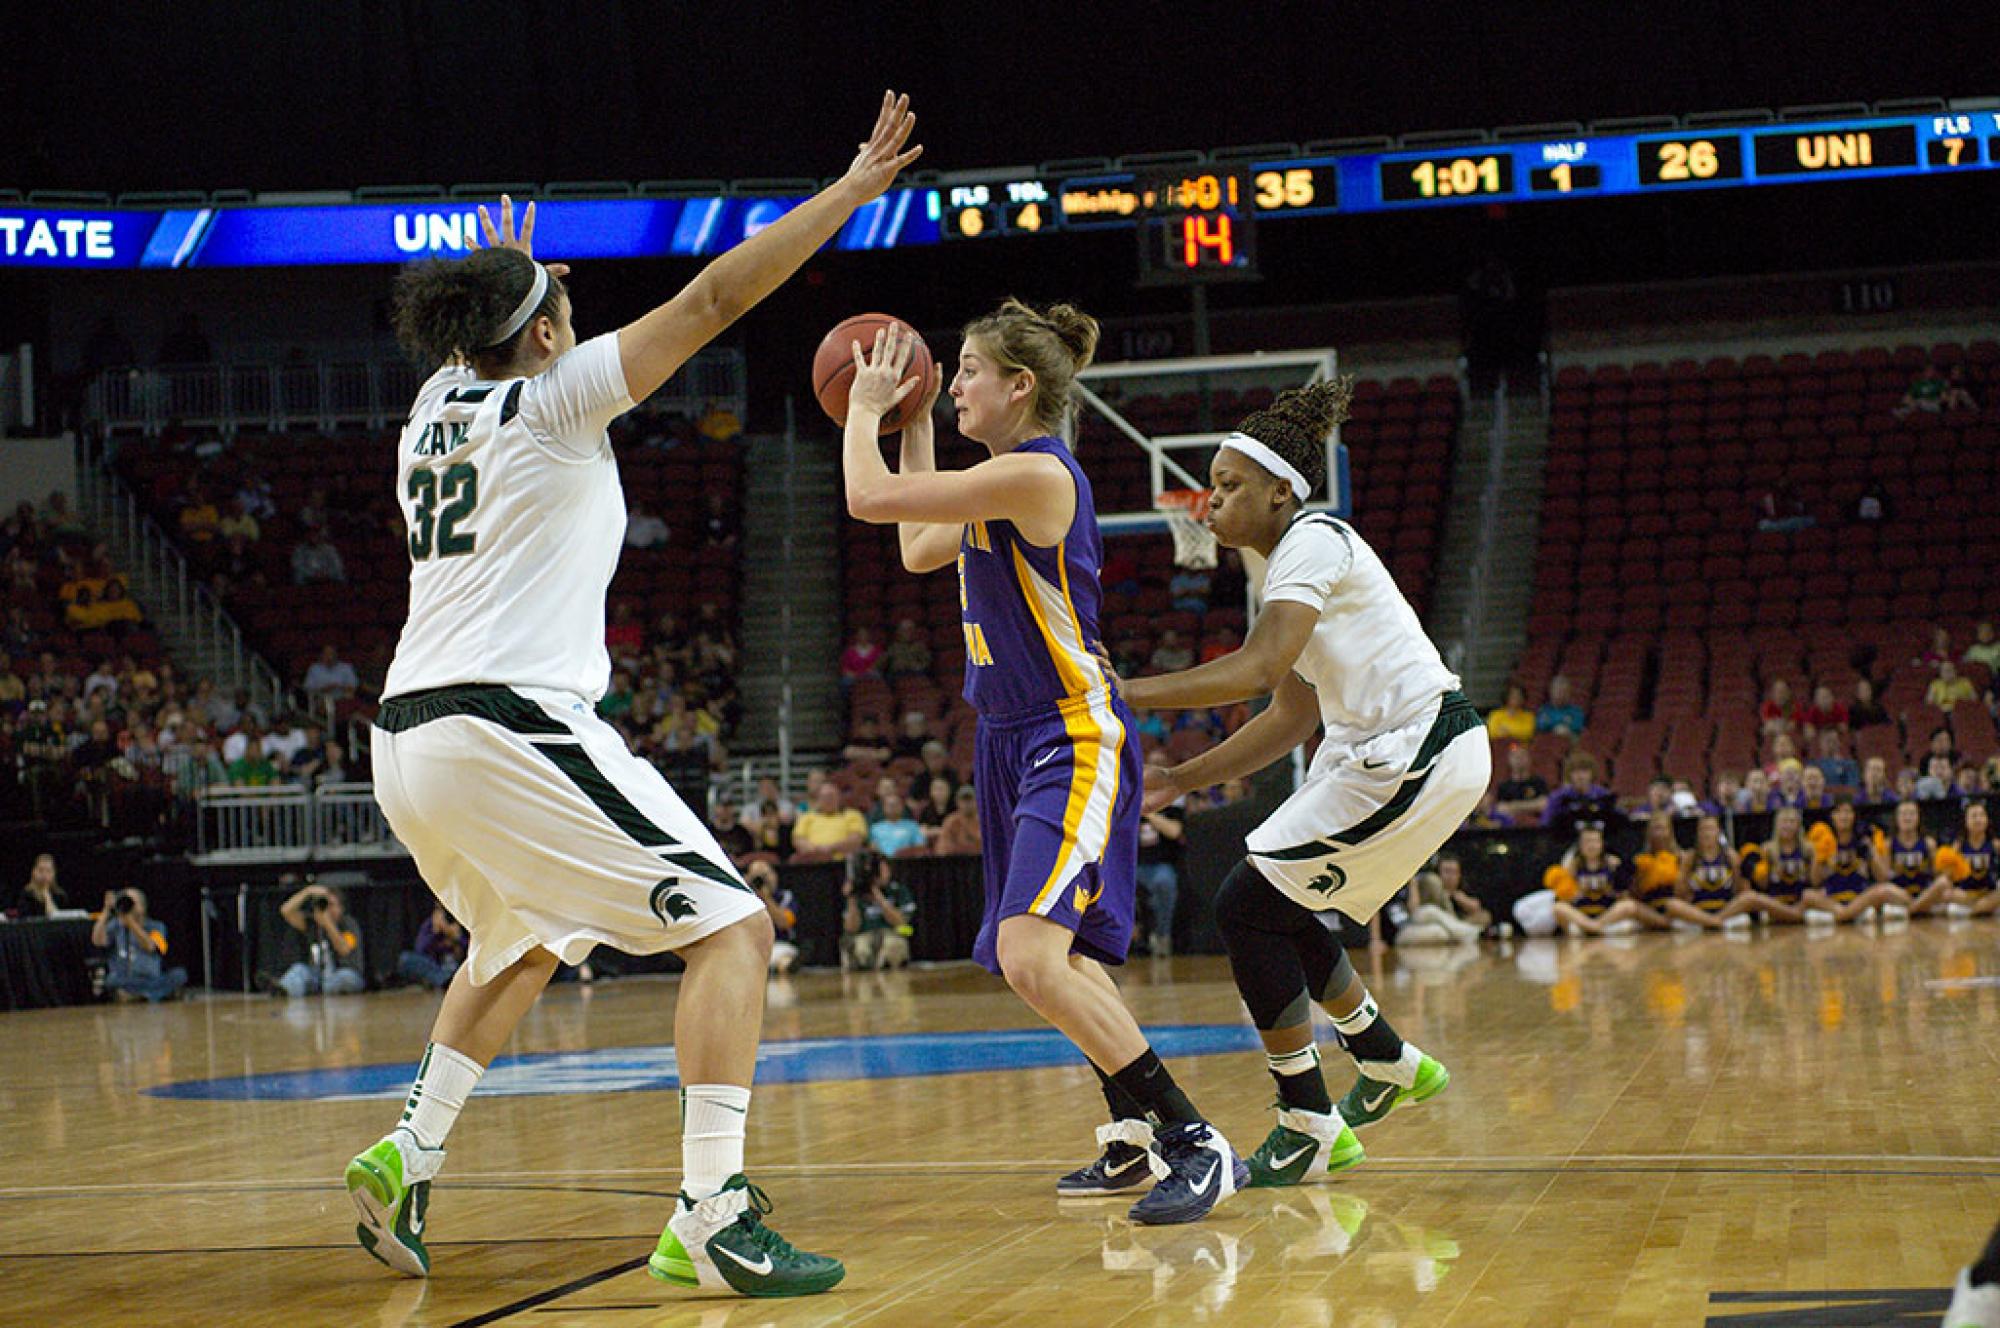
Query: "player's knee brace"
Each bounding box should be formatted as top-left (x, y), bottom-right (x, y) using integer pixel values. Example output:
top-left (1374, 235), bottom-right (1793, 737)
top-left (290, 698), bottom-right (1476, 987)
top-left (1215, 860), bottom-right (1313, 1029)
top-left (1214, 859), bottom-right (1295, 943)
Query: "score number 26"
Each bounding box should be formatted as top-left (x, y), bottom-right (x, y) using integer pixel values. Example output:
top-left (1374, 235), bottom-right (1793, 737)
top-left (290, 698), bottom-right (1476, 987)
top-left (1254, 168), bottom-right (1316, 209)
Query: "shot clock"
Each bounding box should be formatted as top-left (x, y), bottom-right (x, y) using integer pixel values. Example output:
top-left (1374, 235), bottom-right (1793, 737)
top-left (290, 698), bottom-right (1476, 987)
top-left (1135, 170), bottom-right (1260, 284)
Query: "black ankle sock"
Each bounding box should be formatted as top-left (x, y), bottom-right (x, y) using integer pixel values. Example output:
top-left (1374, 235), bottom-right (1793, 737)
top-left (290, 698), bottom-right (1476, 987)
top-left (1108, 1049), bottom-right (1203, 1126)
top-left (1330, 993), bottom-right (1404, 1066)
top-left (1972, 1220), bottom-right (2000, 1287)
top-left (1093, 1064), bottom-right (1148, 1124)
top-left (1270, 1062), bottom-right (1333, 1114)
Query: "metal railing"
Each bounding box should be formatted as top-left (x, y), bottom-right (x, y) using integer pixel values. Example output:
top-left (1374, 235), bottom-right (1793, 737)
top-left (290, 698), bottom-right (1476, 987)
top-left (193, 782), bottom-right (401, 863)
top-left (73, 431), bottom-right (291, 711)
top-left (82, 348), bottom-right (748, 437)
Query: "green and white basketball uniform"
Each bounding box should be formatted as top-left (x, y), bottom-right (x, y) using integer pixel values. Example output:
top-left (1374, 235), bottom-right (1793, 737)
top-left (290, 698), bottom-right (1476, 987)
top-left (373, 334), bottom-right (760, 984)
top-left (1239, 514), bottom-right (1490, 922)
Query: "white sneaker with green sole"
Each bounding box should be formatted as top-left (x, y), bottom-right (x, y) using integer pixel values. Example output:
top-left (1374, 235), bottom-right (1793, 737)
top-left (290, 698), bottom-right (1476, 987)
top-left (650, 1175), bottom-right (844, 1298)
top-left (346, 1130), bottom-right (443, 1277)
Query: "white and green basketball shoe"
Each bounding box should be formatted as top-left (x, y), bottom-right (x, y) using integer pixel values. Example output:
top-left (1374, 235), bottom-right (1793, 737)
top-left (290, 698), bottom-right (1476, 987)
top-left (650, 1175), bottom-right (845, 1298)
top-left (1245, 1105), bottom-right (1365, 1187)
top-left (1338, 1045), bottom-right (1450, 1129)
top-left (346, 1130), bottom-right (444, 1276)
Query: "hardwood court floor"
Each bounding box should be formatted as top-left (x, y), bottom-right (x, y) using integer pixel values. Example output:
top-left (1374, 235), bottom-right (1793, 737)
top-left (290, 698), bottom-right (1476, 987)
top-left (4, 921), bottom-right (1997, 1327)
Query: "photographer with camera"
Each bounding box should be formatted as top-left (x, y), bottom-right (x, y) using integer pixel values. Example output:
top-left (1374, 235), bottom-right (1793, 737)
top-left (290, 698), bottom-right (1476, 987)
top-left (91, 887), bottom-right (187, 1001)
top-left (839, 848), bottom-right (916, 971)
top-left (397, 903), bottom-right (467, 990)
top-left (276, 879), bottom-right (366, 996)
top-left (746, 861), bottom-right (801, 974)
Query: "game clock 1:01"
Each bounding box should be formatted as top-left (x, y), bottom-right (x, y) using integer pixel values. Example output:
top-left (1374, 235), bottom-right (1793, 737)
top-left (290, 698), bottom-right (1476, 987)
top-left (1379, 153), bottom-right (1515, 202)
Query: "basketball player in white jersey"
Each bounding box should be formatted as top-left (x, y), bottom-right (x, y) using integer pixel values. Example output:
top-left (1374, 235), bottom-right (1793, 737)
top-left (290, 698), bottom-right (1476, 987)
top-left (343, 93), bottom-right (920, 1299)
top-left (1119, 381), bottom-right (1490, 1187)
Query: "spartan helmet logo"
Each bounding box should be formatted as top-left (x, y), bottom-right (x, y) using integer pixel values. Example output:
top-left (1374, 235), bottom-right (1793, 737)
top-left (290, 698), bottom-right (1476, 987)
top-left (650, 882), bottom-right (699, 925)
top-left (1306, 863), bottom-right (1348, 896)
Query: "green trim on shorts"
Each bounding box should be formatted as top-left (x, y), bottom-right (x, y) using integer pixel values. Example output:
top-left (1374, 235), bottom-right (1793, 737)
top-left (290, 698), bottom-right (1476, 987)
top-left (1259, 690), bottom-right (1482, 861)
top-left (375, 684), bottom-right (571, 736)
top-left (529, 741), bottom-right (749, 894)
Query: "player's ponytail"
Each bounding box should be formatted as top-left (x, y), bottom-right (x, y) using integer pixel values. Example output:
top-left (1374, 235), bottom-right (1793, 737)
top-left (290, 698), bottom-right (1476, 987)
top-left (392, 247), bottom-right (566, 368)
top-left (1232, 377), bottom-right (1356, 502)
top-left (962, 297), bottom-right (1101, 433)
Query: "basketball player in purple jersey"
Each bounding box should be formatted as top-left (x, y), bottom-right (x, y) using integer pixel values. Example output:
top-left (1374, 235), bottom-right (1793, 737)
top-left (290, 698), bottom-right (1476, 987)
top-left (840, 308), bottom-right (1244, 1225)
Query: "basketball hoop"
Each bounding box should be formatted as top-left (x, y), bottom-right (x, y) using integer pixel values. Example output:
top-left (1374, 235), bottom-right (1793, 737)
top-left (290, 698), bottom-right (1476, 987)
top-left (1156, 488), bottom-right (1216, 569)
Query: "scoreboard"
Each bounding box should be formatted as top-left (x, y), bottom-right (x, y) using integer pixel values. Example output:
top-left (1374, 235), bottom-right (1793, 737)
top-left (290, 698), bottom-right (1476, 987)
top-left (1004, 111), bottom-right (1992, 279)
top-left (2, 110), bottom-right (1995, 270)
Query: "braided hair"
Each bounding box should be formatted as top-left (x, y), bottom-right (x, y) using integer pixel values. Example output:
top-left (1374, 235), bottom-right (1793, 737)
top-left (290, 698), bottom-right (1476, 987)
top-left (1232, 377), bottom-right (1355, 500)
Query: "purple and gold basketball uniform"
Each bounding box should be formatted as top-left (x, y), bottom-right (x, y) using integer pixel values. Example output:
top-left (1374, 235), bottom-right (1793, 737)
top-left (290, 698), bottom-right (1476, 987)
top-left (1571, 858), bottom-right (1619, 918)
top-left (1886, 834), bottom-right (1934, 892)
top-left (1821, 830), bottom-right (1870, 903)
top-left (1955, 836), bottom-right (1996, 895)
top-left (1765, 840), bottom-right (1811, 906)
top-left (1688, 852), bottom-right (1735, 912)
top-left (960, 436), bottom-right (1142, 973)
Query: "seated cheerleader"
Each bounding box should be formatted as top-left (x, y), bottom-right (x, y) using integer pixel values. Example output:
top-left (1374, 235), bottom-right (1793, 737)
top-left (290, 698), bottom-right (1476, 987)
top-left (1625, 813), bottom-right (1682, 927)
top-left (1882, 798), bottom-right (1948, 916)
top-left (1802, 798), bottom-right (1905, 923)
top-left (1736, 806), bottom-right (1813, 924)
top-left (1548, 823), bottom-right (1658, 937)
top-left (1936, 800), bottom-right (2000, 918)
top-left (1667, 814), bottom-right (1761, 930)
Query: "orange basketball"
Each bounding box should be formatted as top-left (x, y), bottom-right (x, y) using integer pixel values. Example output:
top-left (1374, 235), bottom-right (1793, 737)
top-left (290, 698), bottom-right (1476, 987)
top-left (812, 313), bottom-right (933, 434)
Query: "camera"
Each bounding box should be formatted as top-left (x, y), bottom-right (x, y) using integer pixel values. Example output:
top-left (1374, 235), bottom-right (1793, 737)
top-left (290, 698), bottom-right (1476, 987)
top-left (114, 893), bottom-right (135, 915)
top-left (848, 848), bottom-right (885, 891)
top-left (300, 893), bottom-right (325, 915)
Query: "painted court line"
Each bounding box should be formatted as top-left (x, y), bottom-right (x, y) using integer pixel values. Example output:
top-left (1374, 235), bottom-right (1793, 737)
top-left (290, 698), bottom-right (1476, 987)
top-left (8, 1153), bottom-right (2000, 1200)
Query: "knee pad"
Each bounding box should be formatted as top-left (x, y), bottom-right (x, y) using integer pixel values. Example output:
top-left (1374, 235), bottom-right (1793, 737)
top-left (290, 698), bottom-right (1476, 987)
top-left (1208, 860), bottom-right (1304, 944)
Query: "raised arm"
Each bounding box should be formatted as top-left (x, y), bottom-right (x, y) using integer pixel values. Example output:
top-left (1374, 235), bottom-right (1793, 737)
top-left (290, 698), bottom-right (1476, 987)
top-left (842, 325), bottom-right (1075, 545)
top-left (1143, 670), bottom-right (1322, 812)
top-left (618, 92), bottom-right (920, 404)
top-left (894, 366), bottom-right (966, 574)
top-left (1121, 600), bottom-right (1320, 711)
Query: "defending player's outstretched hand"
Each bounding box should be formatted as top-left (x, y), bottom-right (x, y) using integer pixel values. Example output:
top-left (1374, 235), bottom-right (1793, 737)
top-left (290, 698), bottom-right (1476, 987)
top-left (842, 90), bottom-right (922, 203)
top-left (468, 194), bottom-right (570, 280)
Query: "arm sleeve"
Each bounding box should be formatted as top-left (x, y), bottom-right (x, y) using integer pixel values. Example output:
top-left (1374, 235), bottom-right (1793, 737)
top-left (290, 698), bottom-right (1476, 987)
top-left (1258, 523), bottom-right (1352, 613)
top-left (524, 333), bottom-right (636, 459)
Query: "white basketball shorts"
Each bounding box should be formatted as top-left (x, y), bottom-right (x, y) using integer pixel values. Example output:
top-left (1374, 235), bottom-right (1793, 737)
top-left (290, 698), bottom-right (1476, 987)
top-left (370, 683), bottom-right (762, 985)
top-left (1245, 691), bottom-right (1490, 923)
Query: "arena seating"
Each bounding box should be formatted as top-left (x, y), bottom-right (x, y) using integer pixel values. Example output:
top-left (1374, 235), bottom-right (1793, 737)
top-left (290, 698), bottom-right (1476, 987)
top-left (1518, 337), bottom-right (2000, 798)
top-left (112, 429), bottom-right (745, 706)
top-left (837, 374), bottom-right (1461, 785)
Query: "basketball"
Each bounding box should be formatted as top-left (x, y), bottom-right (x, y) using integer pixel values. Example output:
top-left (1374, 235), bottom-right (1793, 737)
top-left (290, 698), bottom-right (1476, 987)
top-left (812, 313), bottom-right (934, 433)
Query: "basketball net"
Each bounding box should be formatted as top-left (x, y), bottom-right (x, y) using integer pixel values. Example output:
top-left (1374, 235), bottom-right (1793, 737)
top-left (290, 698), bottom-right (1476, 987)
top-left (1157, 488), bottom-right (1216, 569)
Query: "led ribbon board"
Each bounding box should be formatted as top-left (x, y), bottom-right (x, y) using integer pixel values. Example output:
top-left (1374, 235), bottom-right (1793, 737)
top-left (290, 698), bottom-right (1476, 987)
top-left (3, 112), bottom-right (1993, 268)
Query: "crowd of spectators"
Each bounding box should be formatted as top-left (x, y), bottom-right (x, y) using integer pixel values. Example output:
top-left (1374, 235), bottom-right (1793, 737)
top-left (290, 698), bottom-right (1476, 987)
top-left (593, 598), bottom-right (743, 775)
top-left (1481, 626), bottom-right (1999, 836)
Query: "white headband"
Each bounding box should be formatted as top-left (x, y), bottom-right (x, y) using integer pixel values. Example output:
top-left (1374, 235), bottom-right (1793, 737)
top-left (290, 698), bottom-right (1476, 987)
top-left (484, 261), bottom-right (549, 348)
top-left (1218, 431), bottom-right (1311, 500)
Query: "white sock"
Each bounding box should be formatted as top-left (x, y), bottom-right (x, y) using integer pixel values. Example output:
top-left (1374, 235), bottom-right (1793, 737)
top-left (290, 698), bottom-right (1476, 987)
top-left (1265, 1043), bottom-right (1324, 1099)
top-left (397, 1041), bottom-right (484, 1150)
top-left (681, 1084), bottom-right (751, 1201)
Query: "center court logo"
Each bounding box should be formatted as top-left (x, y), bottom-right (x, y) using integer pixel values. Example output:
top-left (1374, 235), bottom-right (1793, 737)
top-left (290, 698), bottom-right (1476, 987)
top-left (146, 1025), bottom-right (1263, 1102)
